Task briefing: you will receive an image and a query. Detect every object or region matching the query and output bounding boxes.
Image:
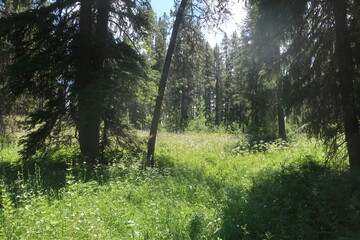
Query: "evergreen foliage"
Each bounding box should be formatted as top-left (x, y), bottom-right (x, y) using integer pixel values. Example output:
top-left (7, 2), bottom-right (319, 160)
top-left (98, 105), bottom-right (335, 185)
top-left (0, 0), bottom-right (154, 162)
top-left (2, 0), bottom-right (360, 238)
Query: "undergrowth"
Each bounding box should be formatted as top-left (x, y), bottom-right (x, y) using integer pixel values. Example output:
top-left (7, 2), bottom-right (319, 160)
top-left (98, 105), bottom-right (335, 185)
top-left (0, 132), bottom-right (359, 239)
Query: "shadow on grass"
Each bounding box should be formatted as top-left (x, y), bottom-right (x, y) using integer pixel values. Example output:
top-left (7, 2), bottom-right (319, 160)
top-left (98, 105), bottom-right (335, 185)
top-left (2, 149), bottom-right (360, 240)
top-left (0, 160), bottom-right (68, 190)
top-left (0, 152), bottom-right (138, 205)
top-left (156, 154), bottom-right (360, 239)
top-left (220, 160), bottom-right (360, 240)
top-left (156, 153), bottom-right (229, 198)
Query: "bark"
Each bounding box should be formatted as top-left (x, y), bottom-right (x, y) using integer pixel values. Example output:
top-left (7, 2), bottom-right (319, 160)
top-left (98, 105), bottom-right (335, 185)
top-left (75, 0), bottom-right (110, 164)
top-left (331, 0), bottom-right (360, 169)
top-left (147, 0), bottom-right (188, 167)
top-left (92, 0), bottom-right (110, 163)
top-left (76, 0), bottom-right (98, 164)
top-left (274, 45), bottom-right (287, 140)
top-left (94, 0), bottom-right (110, 67)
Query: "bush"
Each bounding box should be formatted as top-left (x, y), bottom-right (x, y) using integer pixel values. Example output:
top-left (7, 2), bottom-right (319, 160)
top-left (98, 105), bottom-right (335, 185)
top-left (187, 115), bottom-right (209, 133)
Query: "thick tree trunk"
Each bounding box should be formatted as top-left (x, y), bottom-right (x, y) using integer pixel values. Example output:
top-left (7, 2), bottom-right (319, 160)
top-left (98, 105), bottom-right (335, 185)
top-left (94, 0), bottom-right (110, 68)
top-left (147, 0), bottom-right (188, 167)
top-left (75, 0), bottom-right (110, 164)
top-left (331, 0), bottom-right (360, 169)
top-left (93, 0), bottom-right (110, 163)
top-left (76, 0), bottom-right (99, 164)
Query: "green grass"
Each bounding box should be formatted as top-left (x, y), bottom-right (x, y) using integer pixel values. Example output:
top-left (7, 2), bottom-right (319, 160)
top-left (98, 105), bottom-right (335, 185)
top-left (0, 132), bottom-right (359, 239)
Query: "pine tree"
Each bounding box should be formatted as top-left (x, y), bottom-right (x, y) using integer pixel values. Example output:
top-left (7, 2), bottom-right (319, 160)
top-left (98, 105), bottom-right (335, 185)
top-left (0, 0), bottom-right (152, 163)
top-left (258, 0), bottom-right (360, 168)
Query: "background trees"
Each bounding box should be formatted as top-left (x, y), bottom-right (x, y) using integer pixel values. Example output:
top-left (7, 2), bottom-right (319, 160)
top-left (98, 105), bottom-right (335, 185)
top-left (147, 0), bottom-right (360, 169)
top-left (1, 0), bottom-right (360, 169)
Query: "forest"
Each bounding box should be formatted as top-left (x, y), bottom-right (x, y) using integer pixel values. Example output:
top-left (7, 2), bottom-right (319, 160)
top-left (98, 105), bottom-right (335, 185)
top-left (1, 0), bottom-right (360, 239)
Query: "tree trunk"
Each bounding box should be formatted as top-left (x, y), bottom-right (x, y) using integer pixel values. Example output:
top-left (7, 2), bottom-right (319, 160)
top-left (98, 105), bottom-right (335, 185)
top-left (76, 0), bottom-right (99, 164)
top-left (331, 0), bottom-right (360, 169)
top-left (204, 86), bottom-right (211, 121)
top-left (75, 0), bottom-right (110, 164)
top-left (274, 45), bottom-right (287, 140)
top-left (94, 0), bottom-right (110, 69)
top-left (277, 99), bottom-right (286, 140)
top-left (93, 0), bottom-right (110, 163)
top-left (147, 0), bottom-right (188, 167)
top-left (215, 73), bottom-right (222, 125)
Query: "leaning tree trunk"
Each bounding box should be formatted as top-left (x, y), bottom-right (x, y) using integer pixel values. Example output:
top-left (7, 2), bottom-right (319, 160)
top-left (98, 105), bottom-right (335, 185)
top-left (331, 0), bottom-right (360, 170)
top-left (147, 0), bottom-right (188, 167)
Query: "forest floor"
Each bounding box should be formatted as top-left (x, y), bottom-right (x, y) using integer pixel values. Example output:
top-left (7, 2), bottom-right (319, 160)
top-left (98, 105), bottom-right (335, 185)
top-left (1, 132), bottom-right (360, 239)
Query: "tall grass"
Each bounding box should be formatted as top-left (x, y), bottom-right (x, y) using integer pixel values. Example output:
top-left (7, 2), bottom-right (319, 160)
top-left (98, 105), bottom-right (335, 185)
top-left (0, 132), bottom-right (359, 239)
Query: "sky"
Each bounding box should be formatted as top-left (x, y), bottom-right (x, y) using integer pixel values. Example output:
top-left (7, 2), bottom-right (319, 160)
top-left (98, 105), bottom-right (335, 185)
top-left (150, 0), bottom-right (247, 46)
top-left (151, 0), bottom-right (175, 16)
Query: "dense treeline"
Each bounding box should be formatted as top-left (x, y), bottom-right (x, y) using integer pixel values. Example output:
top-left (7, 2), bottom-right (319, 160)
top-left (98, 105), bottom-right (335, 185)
top-left (1, 0), bottom-right (360, 169)
top-left (157, 0), bottom-right (360, 169)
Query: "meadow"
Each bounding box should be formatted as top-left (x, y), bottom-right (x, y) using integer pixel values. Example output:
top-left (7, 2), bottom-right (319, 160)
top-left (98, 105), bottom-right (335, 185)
top-left (1, 132), bottom-right (360, 239)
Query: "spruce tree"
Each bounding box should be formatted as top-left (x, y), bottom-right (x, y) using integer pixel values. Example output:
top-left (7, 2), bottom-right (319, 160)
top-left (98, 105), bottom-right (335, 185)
top-left (0, 0), bottom-right (152, 163)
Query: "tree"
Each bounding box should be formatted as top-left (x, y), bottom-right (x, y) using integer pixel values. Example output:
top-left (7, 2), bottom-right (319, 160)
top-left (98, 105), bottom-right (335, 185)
top-left (0, 0), bottom-right (152, 163)
top-left (147, 0), bottom-right (189, 167)
top-left (329, 0), bottom-right (360, 169)
top-left (253, 0), bottom-right (360, 168)
top-left (245, 0), bottom-right (290, 140)
top-left (163, 2), bottom-right (205, 132)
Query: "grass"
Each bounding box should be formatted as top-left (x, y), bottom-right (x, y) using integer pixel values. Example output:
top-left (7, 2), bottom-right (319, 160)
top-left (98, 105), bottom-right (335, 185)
top-left (0, 132), bottom-right (359, 239)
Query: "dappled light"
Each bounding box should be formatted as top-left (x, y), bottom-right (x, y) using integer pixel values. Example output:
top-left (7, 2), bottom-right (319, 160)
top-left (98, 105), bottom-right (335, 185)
top-left (1, 0), bottom-right (360, 238)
